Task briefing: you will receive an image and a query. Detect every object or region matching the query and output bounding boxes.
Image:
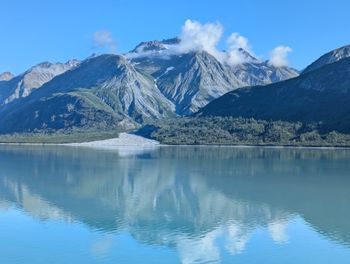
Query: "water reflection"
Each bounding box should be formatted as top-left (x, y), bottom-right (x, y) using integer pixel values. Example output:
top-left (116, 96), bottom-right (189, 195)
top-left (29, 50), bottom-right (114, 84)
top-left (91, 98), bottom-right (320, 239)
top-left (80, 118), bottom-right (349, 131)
top-left (0, 145), bottom-right (350, 263)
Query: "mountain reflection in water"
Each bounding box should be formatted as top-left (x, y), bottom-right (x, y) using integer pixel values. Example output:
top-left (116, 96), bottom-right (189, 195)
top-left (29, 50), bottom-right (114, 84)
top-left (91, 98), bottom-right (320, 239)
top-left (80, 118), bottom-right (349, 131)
top-left (0, 145), bottom-right (350, 263)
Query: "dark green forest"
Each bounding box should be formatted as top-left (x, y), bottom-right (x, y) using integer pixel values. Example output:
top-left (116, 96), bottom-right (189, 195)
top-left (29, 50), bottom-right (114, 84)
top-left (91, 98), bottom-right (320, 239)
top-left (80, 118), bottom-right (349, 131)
top-left (140, 117), bottom-right (350, 147)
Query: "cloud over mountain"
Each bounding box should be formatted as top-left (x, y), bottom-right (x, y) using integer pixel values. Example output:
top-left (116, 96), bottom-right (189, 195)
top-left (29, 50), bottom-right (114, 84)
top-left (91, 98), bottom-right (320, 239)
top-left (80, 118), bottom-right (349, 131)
top-left (268, 46), bottom-right (292, 67)
top-left (126, 19), bottom-right (292, 68)
top-left (226, 33), bottom-right (254, 65)
top-left (176, 19), bottom-right (223, 59)
top-left (93, 30), bottom-right (117, 53)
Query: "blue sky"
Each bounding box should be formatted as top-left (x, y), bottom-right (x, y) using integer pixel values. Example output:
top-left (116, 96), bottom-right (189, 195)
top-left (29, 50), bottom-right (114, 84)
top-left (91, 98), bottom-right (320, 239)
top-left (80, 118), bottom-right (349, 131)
top-left (1, 0), bottom-right (349, 74)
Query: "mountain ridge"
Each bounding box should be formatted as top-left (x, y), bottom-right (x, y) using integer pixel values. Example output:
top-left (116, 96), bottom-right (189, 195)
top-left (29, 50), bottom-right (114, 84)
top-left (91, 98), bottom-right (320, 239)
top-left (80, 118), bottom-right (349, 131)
top-left (0, 54), bottom-right (176, 133)
top-left (197, 55), bottom-right (350, 132)
top-left (0, 60), bottom-right (79, 106)
top-left (128, 39), bottom-right (298, 114)
top-left (302, 44), bottom-right (350, 74)
top-left (0, 38), bottom-right (307, 134)
top-left (0, 72), bottom-right (14, 81)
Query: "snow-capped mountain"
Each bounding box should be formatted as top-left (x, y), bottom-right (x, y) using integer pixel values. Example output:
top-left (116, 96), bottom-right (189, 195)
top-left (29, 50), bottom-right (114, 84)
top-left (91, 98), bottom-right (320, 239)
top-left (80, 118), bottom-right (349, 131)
top-left (0, 60), bottom-right (79, 105)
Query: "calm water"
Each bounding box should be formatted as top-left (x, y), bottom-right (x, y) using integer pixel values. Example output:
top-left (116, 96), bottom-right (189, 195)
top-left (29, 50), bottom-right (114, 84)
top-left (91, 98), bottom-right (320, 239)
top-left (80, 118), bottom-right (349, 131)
top-left (0, 145), bottom-right (350, 264)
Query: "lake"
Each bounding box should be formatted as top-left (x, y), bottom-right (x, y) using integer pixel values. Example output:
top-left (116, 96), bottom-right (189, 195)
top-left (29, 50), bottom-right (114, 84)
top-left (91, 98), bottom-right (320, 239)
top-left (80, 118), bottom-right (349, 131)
top-left (0, 145), bottom-right (350, 263)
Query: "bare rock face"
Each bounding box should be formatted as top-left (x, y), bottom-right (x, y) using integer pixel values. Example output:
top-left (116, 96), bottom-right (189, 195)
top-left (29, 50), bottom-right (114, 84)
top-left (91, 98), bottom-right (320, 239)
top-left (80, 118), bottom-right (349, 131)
top-left (302, 45), bottom-right (350, 74)
top-left (0, 38), bottom-right (301, 133)
top-left (128, 39), bottom-right (299, 114)
top-left (0, 55), bottom-right (175, 133)
top-left (197, 55), bottom-right (350, 133)
top-left (0, 72), bottom-right (14, 81)
top-left (0, 60), bottom-right (79, 105)
top-left (229, 60), bottom-right (299, 86)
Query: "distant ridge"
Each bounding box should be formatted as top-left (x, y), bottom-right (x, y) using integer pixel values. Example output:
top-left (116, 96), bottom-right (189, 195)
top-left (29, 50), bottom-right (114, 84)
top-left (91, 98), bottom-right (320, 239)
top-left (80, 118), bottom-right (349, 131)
top-left (198, 48), bottom-right (350, 133)
top-left (302, 44), bottom-right (350, 74)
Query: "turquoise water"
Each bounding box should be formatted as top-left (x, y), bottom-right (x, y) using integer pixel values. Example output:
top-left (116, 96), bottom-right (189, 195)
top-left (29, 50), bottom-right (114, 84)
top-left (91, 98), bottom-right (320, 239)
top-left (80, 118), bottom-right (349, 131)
top-left (0, 145), bottom-right (350, 263)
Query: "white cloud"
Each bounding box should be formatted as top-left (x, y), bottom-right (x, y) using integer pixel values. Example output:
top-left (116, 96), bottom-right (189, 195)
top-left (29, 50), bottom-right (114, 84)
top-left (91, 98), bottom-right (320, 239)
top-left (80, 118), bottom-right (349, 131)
top-left (93, 30), bottom-right (116, 53)
top-left (268, 46), bottom-right (292, 67)
top-left (176, 19), bottom-right (223, 59)
top-left (126, 19), bottom-right (293, 68)
top-left (127, 19), bottom-right (226, 61)
top-left (226, 33), bottom-right (253, 65)
top-left (227, 33), bottom-right (251, 51)
top-left (175, 20), bottom-right (255, 65)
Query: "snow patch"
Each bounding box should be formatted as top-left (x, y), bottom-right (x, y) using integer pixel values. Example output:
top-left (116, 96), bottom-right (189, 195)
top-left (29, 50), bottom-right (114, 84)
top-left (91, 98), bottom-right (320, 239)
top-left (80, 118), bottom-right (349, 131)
top-left (165, 66), bottom-right (175, 74)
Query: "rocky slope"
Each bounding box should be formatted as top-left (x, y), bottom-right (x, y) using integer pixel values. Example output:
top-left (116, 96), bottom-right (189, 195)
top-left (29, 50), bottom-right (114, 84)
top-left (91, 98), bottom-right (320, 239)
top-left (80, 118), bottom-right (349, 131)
top-left (0, 38), bottom-right (299, 133)
top-left (134, 51), bottom-right (244, 114)
top-left (197, 53), bottom-right (350, 132)
top-left (0, 60), bottom-right (79, 105)
top-left (302, 44), bottom-right (350, 74)
top-left (0, 55), bottom-right (175, 133)
top-left (0, 72), bottom-right (14, 81)
top-left (128, 39), bottom-right (298, 114)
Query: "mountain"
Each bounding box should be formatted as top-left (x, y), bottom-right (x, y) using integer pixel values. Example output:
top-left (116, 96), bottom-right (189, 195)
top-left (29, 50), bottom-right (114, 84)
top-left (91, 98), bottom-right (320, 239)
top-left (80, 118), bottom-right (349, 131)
top-left (129, 37), bottom-right (180, 54)
top-left (0, 72), bottom-right (14, 81)
top-left (0, 60), bottom-right (79, 106)
top-left (0, 54), bottom-right (175, 133)
top-left (197, 54), bottom-right (350, 133)
top-left (132, 50), bottom-right (244, 114)
top-left (302, 44), bottom-right (350, 74)
top-left (0, 38), bottom-right (299, 134)
top-left (230, 59), bottom-right (298, 86)
top-left (127, 39), bottom-right (298, 114)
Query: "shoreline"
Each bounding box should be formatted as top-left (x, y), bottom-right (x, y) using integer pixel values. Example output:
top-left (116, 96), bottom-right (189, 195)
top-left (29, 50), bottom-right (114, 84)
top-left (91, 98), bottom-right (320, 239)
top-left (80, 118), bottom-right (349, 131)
top-left (1, 144), bottom-right (349, 150)
top-left (1, 133), bottom-right (350, 150)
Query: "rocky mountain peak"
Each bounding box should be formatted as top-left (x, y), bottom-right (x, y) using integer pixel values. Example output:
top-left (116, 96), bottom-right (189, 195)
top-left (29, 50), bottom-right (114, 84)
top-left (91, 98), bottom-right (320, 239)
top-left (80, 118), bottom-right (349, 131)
top-left (130, 37), bottom-right (180, 54)
top-left (0, 59), bottom-right (80, 105)
top-left (302, 44), bottom-right (350, 74)
top-left (0, 72), bottom-right (14, 81)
